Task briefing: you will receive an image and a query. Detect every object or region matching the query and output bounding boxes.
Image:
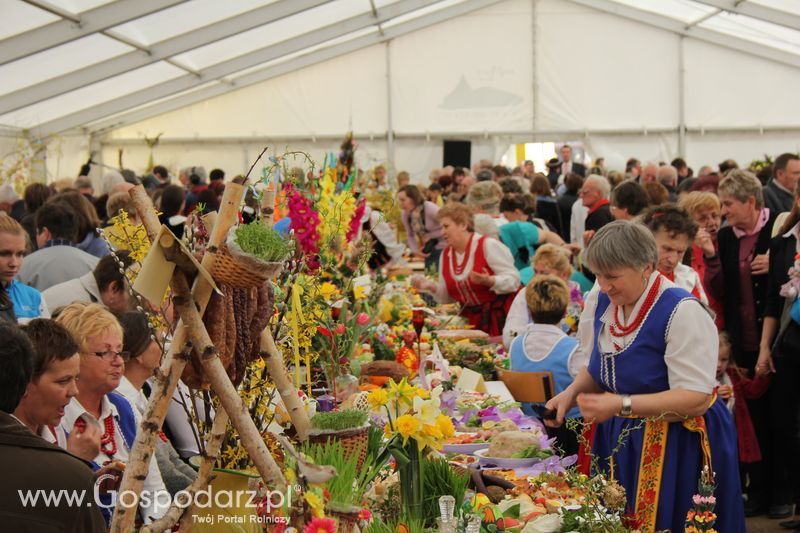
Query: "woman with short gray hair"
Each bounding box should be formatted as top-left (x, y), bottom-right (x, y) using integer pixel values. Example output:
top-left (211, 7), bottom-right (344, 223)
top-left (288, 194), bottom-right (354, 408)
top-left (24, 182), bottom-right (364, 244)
top-left (546, 220), bottom-right (744, 531)
top-left (704, 168), bottom-right (777, 516)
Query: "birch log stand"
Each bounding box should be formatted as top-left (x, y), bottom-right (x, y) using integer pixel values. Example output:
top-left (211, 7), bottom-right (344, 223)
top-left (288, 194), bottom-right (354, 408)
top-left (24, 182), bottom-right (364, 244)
top-left (111, 184), bottom-right (307, 532)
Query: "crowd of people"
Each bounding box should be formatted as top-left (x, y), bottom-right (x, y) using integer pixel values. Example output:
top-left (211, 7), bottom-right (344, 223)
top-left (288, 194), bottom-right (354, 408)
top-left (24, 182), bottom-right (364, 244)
top-left (0, 148), bottom-right (798, 530)
top-left (405, 149), bottom-right (799, 530)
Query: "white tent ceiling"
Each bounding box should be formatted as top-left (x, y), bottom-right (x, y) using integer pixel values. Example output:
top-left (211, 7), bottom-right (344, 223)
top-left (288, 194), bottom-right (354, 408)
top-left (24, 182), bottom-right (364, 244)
top-left (1, 0), bottom-right (800, 181)
top-left (2, 0), bottom-right (800, 136)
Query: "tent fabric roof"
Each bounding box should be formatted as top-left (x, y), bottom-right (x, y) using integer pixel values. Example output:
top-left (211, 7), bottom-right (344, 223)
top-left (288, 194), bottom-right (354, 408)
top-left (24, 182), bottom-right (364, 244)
top-left (1, 0), bottom-right (799, 137)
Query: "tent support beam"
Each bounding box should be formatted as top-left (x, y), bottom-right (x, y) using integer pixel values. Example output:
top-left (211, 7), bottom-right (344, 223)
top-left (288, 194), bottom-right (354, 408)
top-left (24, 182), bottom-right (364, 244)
top-left (0, 0), bottom-right (331, 114)
top-left (2, 0), bottom-right (188, 65)
top-left (531, 0), bottom-right (539, 135)
top-left (693, 0), bottom-right (800, 32)
top-left (385, 41), bottom-right (395, 178)
top-left (98, 124), bottom-right (800, 146)
top-left (79, 0), bottom-right (503, 136)
top-left (678, 36), bottom-right (686, 157)
top-left (31, 0), bottom-right (445, 137)
top-left (569, 0), bottom-right (800, 71)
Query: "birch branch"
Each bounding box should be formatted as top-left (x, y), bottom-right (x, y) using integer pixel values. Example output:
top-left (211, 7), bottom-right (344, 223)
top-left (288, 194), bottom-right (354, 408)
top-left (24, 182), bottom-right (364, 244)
top-left (141, 409), bottom-right (230, 533)
top-left (110, 184), bottom-right (244, 532)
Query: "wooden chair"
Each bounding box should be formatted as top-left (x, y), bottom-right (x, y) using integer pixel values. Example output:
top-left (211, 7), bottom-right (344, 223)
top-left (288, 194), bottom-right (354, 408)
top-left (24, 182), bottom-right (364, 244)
top-left (495, 367), bottom-right (555, 403)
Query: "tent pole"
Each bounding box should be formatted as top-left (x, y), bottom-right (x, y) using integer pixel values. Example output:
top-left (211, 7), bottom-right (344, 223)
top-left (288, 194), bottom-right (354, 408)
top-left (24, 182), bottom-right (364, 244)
top-left (385, 40), bottom-right (395, 180)
top-left (678, 36), bottom-right (686, 157)
top-left (531, 0), bottom-right (538, 137)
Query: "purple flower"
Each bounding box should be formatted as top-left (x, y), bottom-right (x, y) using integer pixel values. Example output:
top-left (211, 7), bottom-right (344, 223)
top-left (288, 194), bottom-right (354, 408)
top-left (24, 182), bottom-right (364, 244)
top-left (528, 454), bottom-right (579, 476)
top-left (440, 390), bottom-right (457, 415)
top-left (460, 409), bottom-right (477, 425)
top-left (478, 406), bottom-right (502, 422)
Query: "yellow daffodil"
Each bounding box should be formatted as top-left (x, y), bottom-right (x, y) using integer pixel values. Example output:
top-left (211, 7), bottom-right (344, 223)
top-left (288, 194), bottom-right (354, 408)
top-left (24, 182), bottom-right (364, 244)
top-left (319, 282), bottom-right (337, 301)
top-left (388, 378), bottom-right (417, 407)
top-left (436, 413), bottom-right (455, 440)
top-left (353, 285), bottom-right (366, 300)
top-left (367, 388), bottom-right (389, 409)
top-left (412, 395), bottom-right (440, 427)
top-left (395, 414), bottom-right (421, 444)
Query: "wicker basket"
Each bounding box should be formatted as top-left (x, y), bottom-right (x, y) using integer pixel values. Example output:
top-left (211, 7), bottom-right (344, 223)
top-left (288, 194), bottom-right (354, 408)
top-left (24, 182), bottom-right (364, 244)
top-left (211, 243), bottom-right (283, 289)
top-left (308, 425), bottom-right (369, 471)
top-left (327, 507), bottom-right (360, 533)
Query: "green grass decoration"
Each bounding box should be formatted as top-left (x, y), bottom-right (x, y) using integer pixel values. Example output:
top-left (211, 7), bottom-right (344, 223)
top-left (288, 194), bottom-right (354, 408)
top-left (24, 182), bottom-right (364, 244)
top-left (310, 409), bottom-right (368, 432)
top-left (422, 456), bottom-right (469, 526)
top-left (363, 514), bottom-right (424, 533)
top-left (301, 440), bottom-right (377, 509)
top-left (366, 425), bottom-right (385, 465)
top-left (234, 222), bottom-right (291, 262)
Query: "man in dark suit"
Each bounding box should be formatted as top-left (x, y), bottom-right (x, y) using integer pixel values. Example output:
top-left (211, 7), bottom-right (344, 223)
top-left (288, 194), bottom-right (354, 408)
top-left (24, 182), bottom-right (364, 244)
top-left (559, 144), bottom-right (587, 178)
top-left (0, 323), bottom-right (105, 532)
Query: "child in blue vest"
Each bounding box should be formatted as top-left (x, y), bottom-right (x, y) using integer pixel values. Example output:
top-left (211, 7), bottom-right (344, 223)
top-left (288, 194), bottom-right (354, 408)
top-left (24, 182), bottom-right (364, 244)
top-left (509, 274), bottom-right (581, 455)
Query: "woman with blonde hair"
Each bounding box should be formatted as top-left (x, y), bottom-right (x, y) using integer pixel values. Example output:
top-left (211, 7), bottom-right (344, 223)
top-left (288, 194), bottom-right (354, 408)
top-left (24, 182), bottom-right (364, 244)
top-left (0, 213), bottom-right (48, 324)
top-left (503, 244), bottom-right (586, 347)
top-left (679, 191), bottom-right (723, 327)
top-left (57, 303), bottom-right (167, 524)
top-left (412, 203), bottom-right (520, 335)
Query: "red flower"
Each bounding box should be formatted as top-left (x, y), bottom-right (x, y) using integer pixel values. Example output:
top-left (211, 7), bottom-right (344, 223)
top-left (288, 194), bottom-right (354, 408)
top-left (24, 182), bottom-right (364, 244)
top-left (304, 517), bottom-right (336, 533)
top-left (346, 198), bottom-right (366, 243)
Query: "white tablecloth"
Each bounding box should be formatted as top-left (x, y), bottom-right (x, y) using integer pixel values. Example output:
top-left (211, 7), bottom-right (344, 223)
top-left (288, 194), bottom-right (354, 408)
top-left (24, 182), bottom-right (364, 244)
top-left (484, 381), bottom-right (514, 402)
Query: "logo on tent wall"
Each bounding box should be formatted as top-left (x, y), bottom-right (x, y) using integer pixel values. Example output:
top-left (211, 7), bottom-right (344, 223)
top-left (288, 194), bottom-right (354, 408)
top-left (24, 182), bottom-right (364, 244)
top-left (439, 76), bottom-right (523, 109)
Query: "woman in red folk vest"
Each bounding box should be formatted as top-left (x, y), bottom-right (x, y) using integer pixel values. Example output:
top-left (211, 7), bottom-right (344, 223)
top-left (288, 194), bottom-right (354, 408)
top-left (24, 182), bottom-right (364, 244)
top-left (412, 203), bottom-right (520, 336)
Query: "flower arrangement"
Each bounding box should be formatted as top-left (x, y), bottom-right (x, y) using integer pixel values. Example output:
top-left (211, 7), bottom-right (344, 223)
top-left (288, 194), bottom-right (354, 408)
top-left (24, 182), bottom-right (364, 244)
top-left (685, 466), bottom-right (718, 533)
top-left (368, 379), bottom-right (455, 518)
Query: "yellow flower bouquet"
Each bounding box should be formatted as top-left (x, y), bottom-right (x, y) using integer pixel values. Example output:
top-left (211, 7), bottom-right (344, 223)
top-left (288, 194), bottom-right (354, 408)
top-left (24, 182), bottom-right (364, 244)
top-left (368, 379), bottom-right (454, 516)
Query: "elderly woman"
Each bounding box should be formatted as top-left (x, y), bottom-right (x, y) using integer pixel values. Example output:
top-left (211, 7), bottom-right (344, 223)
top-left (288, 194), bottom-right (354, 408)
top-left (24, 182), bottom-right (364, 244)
top-left (705, 170), bottom-right (779, 517)
top-left (704, 170), bottom-right (777, 372)
top-left (756, 182), bottom-right (800, 518)
top-left (398, 184), bottom-right (444, 269)
top-left (57, 303), bottom-right (168, 524)
top-left (546, 221), bottom-right (744, 532)
top-left (412, 203), bottom-right (520, 336)
top-left (466, 180), bottom-right (507, 237)
top-left (503, 244), bottom-right (586, 348)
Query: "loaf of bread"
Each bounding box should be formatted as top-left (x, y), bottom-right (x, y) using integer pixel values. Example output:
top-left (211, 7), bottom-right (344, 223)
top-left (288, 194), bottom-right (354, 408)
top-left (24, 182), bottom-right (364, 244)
top-left (487, 431), bottom-right (540, 458)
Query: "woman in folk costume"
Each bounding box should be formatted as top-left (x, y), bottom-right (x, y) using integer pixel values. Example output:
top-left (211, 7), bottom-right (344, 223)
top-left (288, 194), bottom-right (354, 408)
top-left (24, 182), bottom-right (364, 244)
top-left (546, 221), bottom-right (744, 532)
top-left (412, 203), bottom-right (520, 336)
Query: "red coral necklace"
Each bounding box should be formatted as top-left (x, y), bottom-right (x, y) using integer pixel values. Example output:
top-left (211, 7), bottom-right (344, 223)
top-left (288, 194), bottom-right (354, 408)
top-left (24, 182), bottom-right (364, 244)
top-left (609, 275), bottom-right (662, 338)
top-left (451, 233), bottom-right (474, 276)
top-left (99, 415), bottom-right (117, 457)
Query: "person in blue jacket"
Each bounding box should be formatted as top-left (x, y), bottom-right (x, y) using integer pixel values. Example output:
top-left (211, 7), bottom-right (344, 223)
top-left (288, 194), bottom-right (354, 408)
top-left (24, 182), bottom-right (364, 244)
top-left (0, 213), bottom-right (48, 324)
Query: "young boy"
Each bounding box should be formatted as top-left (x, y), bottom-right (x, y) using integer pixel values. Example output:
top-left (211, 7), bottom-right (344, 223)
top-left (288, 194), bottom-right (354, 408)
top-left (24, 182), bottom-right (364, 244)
top-left (509, 275), bottom-right (580, 455)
